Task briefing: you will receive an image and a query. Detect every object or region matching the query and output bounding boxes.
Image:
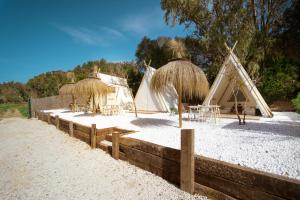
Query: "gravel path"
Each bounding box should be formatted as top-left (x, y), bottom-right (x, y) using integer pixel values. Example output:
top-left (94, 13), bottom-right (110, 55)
top-left (0, 118), bottom-right (207, 200)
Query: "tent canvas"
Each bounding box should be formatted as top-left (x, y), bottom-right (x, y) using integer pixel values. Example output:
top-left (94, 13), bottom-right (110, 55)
top-left (203, 51), bottom-right (273, 117)
top-left (96, 73), bottom-right (134, 110)
top-left (134, 66), bottom-right (178, 112)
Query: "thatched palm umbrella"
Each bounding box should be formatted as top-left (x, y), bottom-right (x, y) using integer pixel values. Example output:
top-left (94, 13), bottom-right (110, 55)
top-left (75, 75), bottom-right (113, 113)
top-left (59, 82), bottom-right (77, 111)
top-left (151, 40), bottom-right (209, 128)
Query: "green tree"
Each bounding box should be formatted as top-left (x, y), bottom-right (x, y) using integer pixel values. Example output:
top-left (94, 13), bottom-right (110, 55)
top-left (135, 36), bottom-right (170, 69)
top-left (161, 0), bottom-right (292, 81)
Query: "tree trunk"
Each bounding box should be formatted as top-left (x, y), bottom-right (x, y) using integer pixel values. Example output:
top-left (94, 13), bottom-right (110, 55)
top-left (234, 94), bottom-right (242, 125)
top-left (178, 92), bottom-right (182, 128)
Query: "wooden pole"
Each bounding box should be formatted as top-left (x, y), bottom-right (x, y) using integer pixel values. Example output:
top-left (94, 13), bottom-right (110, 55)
top-left (178, 92), bottom-right (182, 128)
top-left (69, 121), bottom-right (73, 137)
top-left (91, 124), bottom-right (96, 148)
top-left (181, 129), bottom-right (195, 194)
top-left (112, 131), bottom-right (120, 159)
top-left (129, 88), bottom-right (138, 118)
top-left (47, 113), bottom-right (51, 124)
top-left (55, 115), bottom-right (59, 129)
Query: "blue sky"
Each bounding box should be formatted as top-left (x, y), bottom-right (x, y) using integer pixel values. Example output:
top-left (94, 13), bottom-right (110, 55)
top-left (0, 0), bottom-right (188, 83)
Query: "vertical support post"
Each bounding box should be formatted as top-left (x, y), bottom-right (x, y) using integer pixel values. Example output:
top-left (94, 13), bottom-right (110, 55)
top-left (69, 121), bottom-right (73, 137)
top-left (28, 98), bottom-right (32, 119)
top-left (37, 112), bottom-right (40, 120)
top-left (55, 115), bottom-right (59, 129)
top-left (180, 129), bottom-right (195, 194)
top-left (112, 130), bottom-right (119, 160)
top-left (47, 113), bottom-right (51, 124)
top-left (91, 124), bottom-right (96, 148)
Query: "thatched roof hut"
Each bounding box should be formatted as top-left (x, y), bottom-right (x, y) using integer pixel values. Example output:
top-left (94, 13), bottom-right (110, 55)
top-left (75, 77), bottom-right (113, 96)
top-left (59, 83), bottom-right (75, 95)
top-left (151, 39), bottom-right (209, 128)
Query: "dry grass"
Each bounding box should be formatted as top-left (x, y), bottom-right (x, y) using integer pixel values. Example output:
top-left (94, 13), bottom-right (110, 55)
top-left (75, 77), bottom-right (113, 96)
top-left (151, 60), bottom-right (209, 99)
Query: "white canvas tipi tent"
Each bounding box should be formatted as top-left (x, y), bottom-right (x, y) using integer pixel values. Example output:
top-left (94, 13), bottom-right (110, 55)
top-left (203, 46), bottom-right (273, 117)
top-left (134, 66), bottom-right (178, 112)
top-left (96, 73), bottom-right (134, 110)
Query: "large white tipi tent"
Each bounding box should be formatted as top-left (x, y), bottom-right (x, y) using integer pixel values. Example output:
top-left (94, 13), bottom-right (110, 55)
top-left (134, 66), bottom-right (178, 112)
top-left (203, 47), bottom-right (273, 117)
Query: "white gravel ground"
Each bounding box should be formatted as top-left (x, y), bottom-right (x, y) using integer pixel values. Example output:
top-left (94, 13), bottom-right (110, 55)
top-left (0, 118), bottom-right (207, 200)
top-left (44, 110), bottom-right (300, 180)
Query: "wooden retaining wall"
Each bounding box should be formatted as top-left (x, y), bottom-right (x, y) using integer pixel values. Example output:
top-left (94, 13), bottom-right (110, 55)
top-left (35, 111), bottom-right (300, 200)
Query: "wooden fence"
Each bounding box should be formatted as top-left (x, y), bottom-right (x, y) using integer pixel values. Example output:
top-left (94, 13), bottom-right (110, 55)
top-left (35, 111), bottom-right (300, 200)
top-left (30, 95), bottom-right (89, 117)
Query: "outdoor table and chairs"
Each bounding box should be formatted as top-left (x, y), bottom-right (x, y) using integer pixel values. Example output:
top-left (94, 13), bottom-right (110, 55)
top-left (188, 105), bottom-right (221, 123)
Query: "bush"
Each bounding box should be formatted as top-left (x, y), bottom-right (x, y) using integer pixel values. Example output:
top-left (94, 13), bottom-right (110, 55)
top-left (292, 93), bottom-right (300, 113)
top-left (259, 58), bottom-right (299, 102)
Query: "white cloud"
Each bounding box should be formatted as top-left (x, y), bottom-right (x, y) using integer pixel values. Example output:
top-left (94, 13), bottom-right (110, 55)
top-left (56, 25), bottom-right (126, 46)
top-left (120, 7), bottom-right (165, 35)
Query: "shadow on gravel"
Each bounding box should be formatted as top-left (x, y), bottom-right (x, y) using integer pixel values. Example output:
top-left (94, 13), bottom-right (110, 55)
top-left (223, 121), bottom-right (300, 138)
top-left (130, 118), bottom-right (177, 128)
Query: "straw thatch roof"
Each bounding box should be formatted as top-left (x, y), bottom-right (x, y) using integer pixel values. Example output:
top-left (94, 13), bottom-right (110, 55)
top-left (151, 60), bottom-right (209, 99)
top-left (59, 83), bottom-right (75, 95)
top-left (74, 77), bottom-right (113, 96)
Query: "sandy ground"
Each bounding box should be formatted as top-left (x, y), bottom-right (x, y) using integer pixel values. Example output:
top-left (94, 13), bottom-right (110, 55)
top-left (0, 118), bottom-right (207, 200)
top-left (45, 109), bottom-right (300, 180)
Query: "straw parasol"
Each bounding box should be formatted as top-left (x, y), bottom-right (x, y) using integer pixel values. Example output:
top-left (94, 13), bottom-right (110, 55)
top-left (59, 83), bottom-right (75, 95)
top-left (151, 39), bottom-right (209, 128)
top-left (74, 67), bottom-right (113, 113)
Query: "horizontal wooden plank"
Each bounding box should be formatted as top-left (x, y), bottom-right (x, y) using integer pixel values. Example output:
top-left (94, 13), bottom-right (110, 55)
top-left (73, 129), bottom-right (90, 141)
top-left (73, 123), bottom-right (91, 133)
top-left (59, 118), bottom-right (69, 127)
top-left (194, 183), bottom-right (236, 200)
top-left (119, 137), bottom-right (180, 163)
top-left (195, 169), bottom-right (283, 200)
top-left (59, 126), bottom-right (69, 133)
top-left (195, 156), bottom-right (300, 199)
top-left (120, 144), bottom-right (180, 184)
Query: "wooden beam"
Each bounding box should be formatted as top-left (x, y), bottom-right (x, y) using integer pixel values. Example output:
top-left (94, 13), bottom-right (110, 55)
top-left (55, 115), bottom-right (59, 129)
top-left (47, 113), bottom-right (51, 124)
top-left (112, 131), bottom-right (120, 159)
top-left (181, 129), bottom-right (195, 194)
top-left (69, 121), bottom-right (73, 137)
top-left (91, 124), bottom-right (96, 148)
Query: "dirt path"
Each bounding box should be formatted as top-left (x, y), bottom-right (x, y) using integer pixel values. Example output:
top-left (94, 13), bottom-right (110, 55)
top-left (0, 109), bottom-right (23, 120)
top-left (0, 118), bottom-right (207, 200)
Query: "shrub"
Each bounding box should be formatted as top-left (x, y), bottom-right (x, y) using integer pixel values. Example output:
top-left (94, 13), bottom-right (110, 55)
top-left (292, 92), bottom-right (300, 113)
top-left (259, 58), bottom-right (299, 102)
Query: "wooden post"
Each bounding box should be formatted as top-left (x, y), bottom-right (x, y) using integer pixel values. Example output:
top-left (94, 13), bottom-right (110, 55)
top-left (47, 113), bottom-right (51, 124)
top-left (91, 124), bottom-right (96, 148)
top-left (55, 115), bottom-right (59, 129)
top-left (36, 112), bottom-right (40, 120)
top-left (69, 121), bottom-right (73, 137)
top-left (112, 131), bottom-right (119, 159)
top-left (181, 129), bottom-right (195, 194)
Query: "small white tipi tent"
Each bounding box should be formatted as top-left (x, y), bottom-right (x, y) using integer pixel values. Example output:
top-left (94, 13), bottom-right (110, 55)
top-left (134, 66), bottom-right (178, 112)
top-left (203, 45), bottom-right (273, 117)
top-left (96, 73), bottom-right (134, 110)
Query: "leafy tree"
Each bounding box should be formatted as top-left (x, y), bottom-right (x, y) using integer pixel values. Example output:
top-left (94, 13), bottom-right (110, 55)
top-left (278, 0), bottom-right (300, 63)
top-left (135, 36), bottom-right (170, 69)
top-left (258, 57), bottom-right (299, 102)
top-left (161, 0), bottom-right (293, 81)
top-left (0, 82), bottom-right (29, 103)
top-left (27, 71), bottom-right (69, 98)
